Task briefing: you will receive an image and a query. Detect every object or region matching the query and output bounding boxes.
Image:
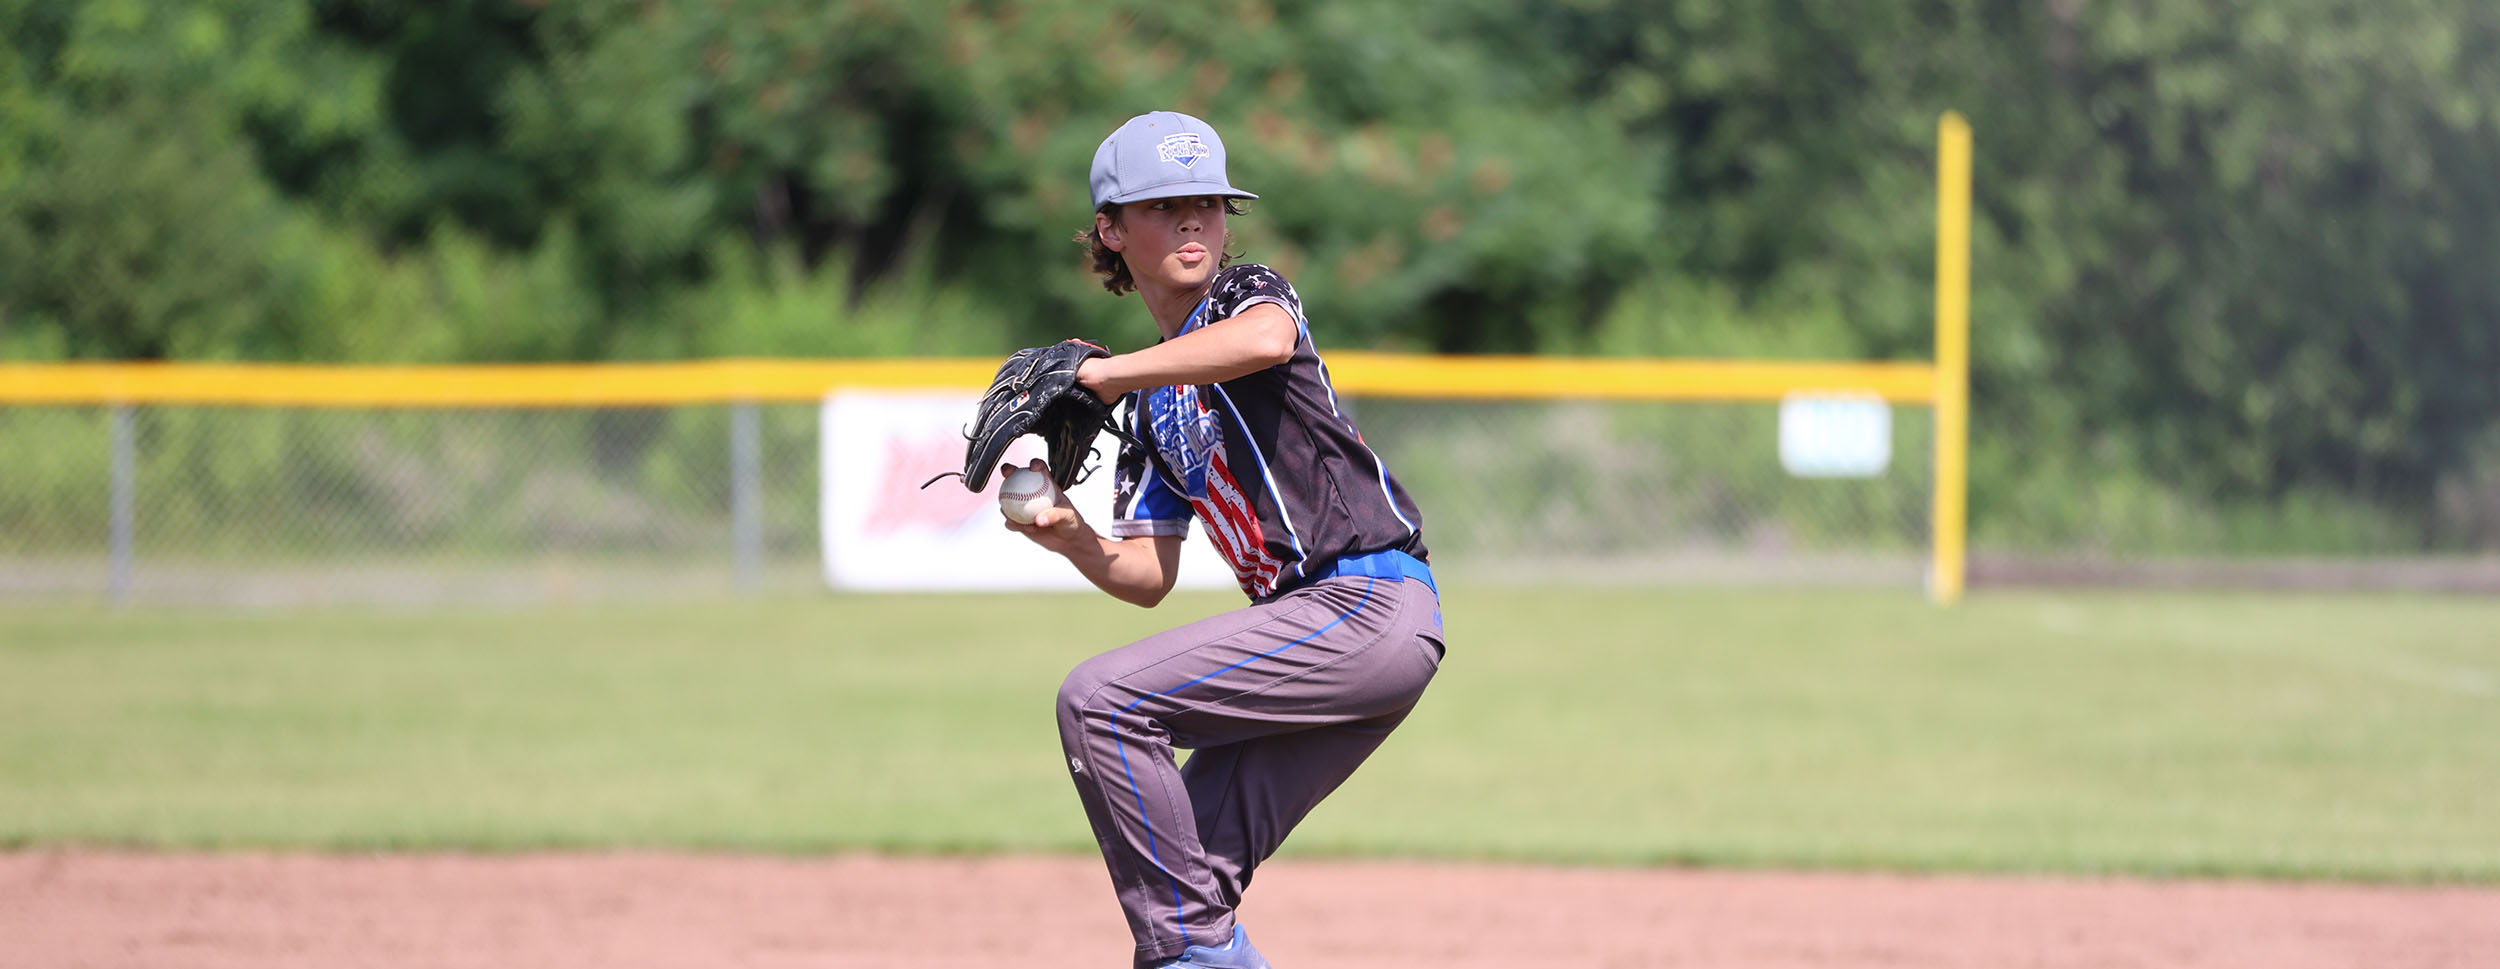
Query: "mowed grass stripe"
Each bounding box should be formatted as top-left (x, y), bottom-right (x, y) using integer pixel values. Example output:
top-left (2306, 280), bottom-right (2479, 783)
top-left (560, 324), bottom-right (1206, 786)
top-left (2, 588), bottom-right (2494, 881)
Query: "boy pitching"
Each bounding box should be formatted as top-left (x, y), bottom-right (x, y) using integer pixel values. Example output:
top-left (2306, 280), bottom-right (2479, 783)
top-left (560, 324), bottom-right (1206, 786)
top-left (1002, 111), bottom-right (1444, 969)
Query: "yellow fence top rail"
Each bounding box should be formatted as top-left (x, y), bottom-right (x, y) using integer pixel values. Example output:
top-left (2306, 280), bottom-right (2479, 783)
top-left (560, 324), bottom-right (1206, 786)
top-left (0, 359), bottom-right (989, 407)
top-left (1, 354), bottom-right (1938, 407)
top-left (1326, 354), bottom-right (1936, 403)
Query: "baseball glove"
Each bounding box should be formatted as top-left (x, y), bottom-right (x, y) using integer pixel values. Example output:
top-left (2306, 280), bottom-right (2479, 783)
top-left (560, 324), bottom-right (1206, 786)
top-left (933, 339), bottom-right (1134, 494)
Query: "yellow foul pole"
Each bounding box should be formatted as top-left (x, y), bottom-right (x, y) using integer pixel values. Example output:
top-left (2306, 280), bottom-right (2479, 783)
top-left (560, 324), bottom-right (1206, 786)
top-left (1931, 112), bottom-right (1973, 605)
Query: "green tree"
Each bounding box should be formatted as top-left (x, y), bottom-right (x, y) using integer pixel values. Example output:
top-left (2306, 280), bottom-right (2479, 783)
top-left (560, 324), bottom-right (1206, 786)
top-left (1479, 0), bottom-right (2500, 535)
top-left (9, 0), bottom-right (2500, 548)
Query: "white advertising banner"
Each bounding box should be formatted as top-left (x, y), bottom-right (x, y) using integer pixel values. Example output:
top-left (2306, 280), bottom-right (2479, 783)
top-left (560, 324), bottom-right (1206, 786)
top-left (819, 391), bottom-right (1236, 592)
top-left (1778, 391), bottom-right (1893, 478)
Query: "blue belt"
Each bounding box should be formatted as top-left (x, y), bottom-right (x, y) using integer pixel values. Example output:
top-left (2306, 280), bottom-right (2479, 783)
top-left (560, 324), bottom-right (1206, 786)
top-left (1298, 548), bottom-right (1436, 596)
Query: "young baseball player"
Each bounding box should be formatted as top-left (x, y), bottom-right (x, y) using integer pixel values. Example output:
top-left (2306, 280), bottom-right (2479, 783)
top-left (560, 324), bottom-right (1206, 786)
top-left (1001, 111), bottom-right (1443, 969)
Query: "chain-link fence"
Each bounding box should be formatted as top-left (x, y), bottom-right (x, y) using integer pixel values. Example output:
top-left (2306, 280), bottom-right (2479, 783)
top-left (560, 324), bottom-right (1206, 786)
top-left (0, 403), bottom-right (825, 605)
top-left (1354, 398), bottom-right (1933, 587)
top-left (1, 396), bottom-right (1938, 606)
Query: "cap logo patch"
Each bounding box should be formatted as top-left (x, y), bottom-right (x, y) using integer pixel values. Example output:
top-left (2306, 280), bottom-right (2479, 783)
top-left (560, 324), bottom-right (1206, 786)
top-left (1156, 133), bottom-right (1212, 169)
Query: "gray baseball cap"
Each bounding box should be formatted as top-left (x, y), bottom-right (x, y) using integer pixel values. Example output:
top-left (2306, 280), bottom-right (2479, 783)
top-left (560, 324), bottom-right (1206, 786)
top-left (1089, 111), bottom-right (1259, 209)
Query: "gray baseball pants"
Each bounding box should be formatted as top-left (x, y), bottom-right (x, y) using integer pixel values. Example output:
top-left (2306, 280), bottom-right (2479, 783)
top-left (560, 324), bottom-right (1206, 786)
top-left (1055, 573), bottom-right (1445, 968)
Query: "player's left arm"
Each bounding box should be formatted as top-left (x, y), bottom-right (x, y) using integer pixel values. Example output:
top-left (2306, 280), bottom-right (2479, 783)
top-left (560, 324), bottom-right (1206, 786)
top-left (1077, 302), bottom-right (1296, 401)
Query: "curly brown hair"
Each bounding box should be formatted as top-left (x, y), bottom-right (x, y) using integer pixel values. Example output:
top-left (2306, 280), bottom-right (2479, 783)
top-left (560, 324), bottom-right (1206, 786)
top-left (1074, 199), bottom-right (1248, 296)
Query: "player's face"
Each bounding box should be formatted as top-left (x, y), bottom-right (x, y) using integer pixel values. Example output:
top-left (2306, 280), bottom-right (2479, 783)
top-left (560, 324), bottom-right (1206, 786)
top-left (1103, 195), bottom-right (1228, 293)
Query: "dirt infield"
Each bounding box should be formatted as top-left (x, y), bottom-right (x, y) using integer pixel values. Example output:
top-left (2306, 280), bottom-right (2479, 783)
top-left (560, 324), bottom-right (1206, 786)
top-left (5, 852), bottom-right (2494, 969)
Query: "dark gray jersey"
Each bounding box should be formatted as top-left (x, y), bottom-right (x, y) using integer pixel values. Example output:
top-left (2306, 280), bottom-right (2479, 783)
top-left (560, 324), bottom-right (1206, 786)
top-left (1109, 264), bottom-right (1430, 599)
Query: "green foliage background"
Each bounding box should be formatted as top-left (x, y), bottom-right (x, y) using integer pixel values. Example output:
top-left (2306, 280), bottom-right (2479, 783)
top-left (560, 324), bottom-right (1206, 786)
top-left (5, 0), bottom-right (2498, 551)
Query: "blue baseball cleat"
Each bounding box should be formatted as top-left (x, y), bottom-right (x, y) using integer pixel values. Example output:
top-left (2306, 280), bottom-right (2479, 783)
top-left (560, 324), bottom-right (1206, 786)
top-left (1155, 924), bottom-right (1272, 968)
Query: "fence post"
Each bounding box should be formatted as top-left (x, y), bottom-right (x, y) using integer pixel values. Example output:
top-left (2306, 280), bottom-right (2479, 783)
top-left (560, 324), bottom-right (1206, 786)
top-left (109, 404), bottom-right (136, 606)
top-left (730, 400), bottom-right (763, 595)
top-left (1930, 111), bottom-right (1972, 605)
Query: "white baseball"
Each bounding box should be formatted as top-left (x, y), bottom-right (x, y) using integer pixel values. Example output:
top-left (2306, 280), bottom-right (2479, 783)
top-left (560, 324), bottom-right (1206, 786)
top-left (998, 467), bottom-right (1059, 525)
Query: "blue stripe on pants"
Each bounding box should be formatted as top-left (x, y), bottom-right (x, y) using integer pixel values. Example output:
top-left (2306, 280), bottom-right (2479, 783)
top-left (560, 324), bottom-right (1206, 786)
top-left (1111, 578), bottom-right (1378, 946)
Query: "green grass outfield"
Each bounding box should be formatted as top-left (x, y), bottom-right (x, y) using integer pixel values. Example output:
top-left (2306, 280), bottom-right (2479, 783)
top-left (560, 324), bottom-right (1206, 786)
top-left (3, 587), bottom-right (2495, 882)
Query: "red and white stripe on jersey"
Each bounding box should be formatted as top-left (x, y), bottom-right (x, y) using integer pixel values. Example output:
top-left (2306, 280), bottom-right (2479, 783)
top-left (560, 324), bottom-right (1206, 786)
top-left (1189, 448), bottom-right (1283, 596)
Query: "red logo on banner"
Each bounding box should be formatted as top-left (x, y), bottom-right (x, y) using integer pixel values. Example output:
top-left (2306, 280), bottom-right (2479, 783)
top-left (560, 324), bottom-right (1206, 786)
top-left (864, 433), bottom-right (997, 536)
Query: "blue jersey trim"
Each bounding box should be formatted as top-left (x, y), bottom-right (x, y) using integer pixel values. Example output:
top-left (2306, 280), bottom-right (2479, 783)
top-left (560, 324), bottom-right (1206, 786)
top-left (1130, 462), bottom-right (1191, 524)
top-left (1176, 295), bottom-right (1211, 335)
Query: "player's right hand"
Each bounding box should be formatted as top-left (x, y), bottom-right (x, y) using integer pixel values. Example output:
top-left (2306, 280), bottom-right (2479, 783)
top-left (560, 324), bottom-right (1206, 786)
top-left (999, 459), bottom-right (1089, 550)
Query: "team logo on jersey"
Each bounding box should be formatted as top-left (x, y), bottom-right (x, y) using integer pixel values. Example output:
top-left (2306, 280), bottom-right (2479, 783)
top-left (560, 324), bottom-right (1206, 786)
top-left (1147, 383), bottom-right (1223, 496)
top-left (1144, 382), bottom-right (1283, 596)
top-left (1156, 133), bottom-right (1212, 170)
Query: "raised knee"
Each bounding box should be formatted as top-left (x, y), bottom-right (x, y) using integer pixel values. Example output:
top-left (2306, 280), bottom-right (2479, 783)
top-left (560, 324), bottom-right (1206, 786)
top-left (1056, 664), bottom-right (1111, 726)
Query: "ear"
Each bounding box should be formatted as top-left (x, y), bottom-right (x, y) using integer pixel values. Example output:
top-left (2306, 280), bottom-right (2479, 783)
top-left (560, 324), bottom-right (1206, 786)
top-left (1095, 209), bottom-right (1126, 253)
